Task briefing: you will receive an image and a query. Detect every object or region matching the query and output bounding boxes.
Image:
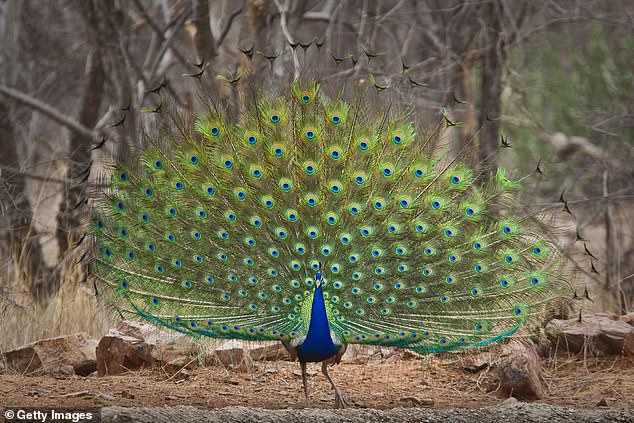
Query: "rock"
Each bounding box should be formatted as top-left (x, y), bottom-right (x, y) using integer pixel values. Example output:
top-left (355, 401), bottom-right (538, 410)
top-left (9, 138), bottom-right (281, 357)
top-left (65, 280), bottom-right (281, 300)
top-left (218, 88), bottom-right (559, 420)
top-left (96, 321), bottom-right (211, 376)
top-left (96, 330), bottom-right (153, 376)
top-left (163, 356), bottom-right (196, 378)
top-left (620, 312), bottom-right (634, 327)
top-left (120, 390), bottom-right (135, 399)
top-left (399, 396), bottom-right (434, 406)
top-left (462, 341), bottom-right (545, 400)
top-left (2, 333), bottom-right (97, 376)
top-left (50, 364), bottom-right (77, 378)
top-left (341, 344), bottom-right (380, 364)
top-left (494, 340), bottom-right (545, 400)
top-left (534, 336), bottom-right (554, 358)
top-left (596, 398), bottom-right (609, 407)
top-left (462, 352), bottom-right (492, 373)
top-left (210, 340), bottom-right (253, 372)
top-left (58, 390), bottom-right (93, 398)
top-left (99, 393), bottom-right (116, 401)
top-left (116, 321), bottom-right (210, 366)
top-left (402, 349), bottom-right (424, 360)
top-left (172, 368), bottom-right (192, 382)
top-left (249, 342), bottom-right (290, 361)
top-left (546, 314), bottom-right (634, 356)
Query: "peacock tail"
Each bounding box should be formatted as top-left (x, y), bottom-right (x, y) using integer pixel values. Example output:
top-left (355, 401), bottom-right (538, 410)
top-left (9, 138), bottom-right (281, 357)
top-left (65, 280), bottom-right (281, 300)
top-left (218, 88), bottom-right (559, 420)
top-left (89, 80), bottom-right (566, 354)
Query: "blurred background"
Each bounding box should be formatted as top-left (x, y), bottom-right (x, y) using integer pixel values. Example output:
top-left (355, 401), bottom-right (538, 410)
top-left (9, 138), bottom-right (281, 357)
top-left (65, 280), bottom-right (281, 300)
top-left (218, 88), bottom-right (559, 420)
top-left (0, 0), bottom-right (632, 351)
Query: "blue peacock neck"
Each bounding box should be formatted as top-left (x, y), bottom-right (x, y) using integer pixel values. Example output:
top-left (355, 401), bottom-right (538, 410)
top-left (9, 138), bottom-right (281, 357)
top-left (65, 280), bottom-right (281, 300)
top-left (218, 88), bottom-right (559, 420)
top-left (296, 272), bottom-right (340, 363)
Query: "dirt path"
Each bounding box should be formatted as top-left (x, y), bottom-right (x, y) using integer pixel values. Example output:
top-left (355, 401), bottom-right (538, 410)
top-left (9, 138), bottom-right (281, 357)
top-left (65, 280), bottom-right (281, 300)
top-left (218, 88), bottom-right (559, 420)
top-left (1, 356), bottom-right (632, 422)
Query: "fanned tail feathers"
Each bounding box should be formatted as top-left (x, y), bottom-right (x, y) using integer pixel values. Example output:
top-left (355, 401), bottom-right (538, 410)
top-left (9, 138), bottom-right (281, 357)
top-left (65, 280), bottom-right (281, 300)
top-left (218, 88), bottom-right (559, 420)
top-left (89, 79), bottom-right (569, 353)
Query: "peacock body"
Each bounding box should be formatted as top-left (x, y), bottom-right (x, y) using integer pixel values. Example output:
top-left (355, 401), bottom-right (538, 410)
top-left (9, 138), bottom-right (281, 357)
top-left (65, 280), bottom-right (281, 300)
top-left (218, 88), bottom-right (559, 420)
top-left (90, 80), bottom-right (565, 407)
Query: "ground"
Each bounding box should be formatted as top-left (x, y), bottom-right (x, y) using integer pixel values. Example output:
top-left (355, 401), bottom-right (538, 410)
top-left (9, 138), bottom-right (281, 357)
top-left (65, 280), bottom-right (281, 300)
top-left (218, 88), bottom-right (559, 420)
top-left (1, 354), bottom-right (633, 422)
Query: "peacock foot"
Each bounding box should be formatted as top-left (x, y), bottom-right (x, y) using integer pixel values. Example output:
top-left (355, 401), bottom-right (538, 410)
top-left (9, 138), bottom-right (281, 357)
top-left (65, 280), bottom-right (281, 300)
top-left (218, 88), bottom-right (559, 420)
top-left (334, 387), bottom-right (348, 409)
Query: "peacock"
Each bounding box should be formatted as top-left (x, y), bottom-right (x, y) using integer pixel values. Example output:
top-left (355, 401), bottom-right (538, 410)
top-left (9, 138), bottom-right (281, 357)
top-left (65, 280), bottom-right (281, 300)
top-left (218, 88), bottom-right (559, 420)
top-left (89, 78), bottom-right (567, 408)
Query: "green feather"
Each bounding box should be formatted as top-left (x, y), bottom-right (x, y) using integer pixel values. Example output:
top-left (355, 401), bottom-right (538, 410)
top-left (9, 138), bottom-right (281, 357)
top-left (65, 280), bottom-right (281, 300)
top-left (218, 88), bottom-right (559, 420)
top-left (90, 81), bottom-right (569, 353)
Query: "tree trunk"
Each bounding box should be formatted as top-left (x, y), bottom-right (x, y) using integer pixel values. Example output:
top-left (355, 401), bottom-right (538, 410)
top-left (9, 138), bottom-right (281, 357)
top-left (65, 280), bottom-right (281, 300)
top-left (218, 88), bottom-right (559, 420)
top-left (53, 51), bottom-right (104, 294)
top-left (0, 101), bottom-right (47, 299)
top-left (478, 2), bottom-right (505, 176)
top-left (192, 0), bottom-right (217, 63)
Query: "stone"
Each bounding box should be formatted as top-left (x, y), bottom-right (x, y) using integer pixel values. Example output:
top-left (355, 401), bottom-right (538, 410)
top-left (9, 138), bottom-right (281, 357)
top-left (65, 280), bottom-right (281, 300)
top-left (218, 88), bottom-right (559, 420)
top-left (2, 333), bottom-right (97, 376)
top-left (340, 344), bottom-right (380, 363)
top-left (96, 321), bottom-right (212, 376)
top-left (120, 390), bottom-right (135, 399)
top-left (249, 342), bottom-right (291, 361)
top-left (96, 330), bottom-right (153, 376)
top-left (546, 314), bottom-right (634, 356)
top-left (494, 340), bottom-right (545, 400)
top-left (211, 340), bottom-right (253, 372)
top-left (399, 396), bottom-right (434, 406)
top-left (116, 321), bottom-right (209, 366)
top-left (402, 349), bottom-right (424, 360)
top-left (620, 312), bottom-right (634, 327)
top-left (461, 340), bottom-right (545, 400)
top-left (163, 356), bottom-right (196, 378)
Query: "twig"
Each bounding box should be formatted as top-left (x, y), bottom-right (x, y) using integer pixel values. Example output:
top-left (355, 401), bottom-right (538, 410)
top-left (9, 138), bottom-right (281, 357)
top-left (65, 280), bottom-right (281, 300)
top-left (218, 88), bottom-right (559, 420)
top-left (0, 164), bottom-right (67, 185)
top-left (273, 0), bottom-right (300, 81)
top-left (130, 0), bottom-right (190, 70)
top-left (216, 7), bottom-right (243, 47)
top-left (0, 84), bottom-right (97, 142)
top-left (148, 3), bottom-right (192, 81)
top-left (303, 0), bottom-right (335, 22)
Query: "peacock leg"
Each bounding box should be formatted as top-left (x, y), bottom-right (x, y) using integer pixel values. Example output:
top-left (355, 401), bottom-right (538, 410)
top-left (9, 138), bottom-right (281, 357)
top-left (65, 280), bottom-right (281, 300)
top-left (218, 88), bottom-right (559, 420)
top-left (321, 361), bottom-right (348, 408)
top-left (300, 361), bottom-right (309, 407)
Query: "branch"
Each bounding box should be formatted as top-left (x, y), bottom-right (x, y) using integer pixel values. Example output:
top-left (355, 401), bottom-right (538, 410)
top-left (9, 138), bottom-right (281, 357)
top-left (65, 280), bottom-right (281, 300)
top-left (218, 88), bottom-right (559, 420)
top-left (216, 7), bottom-right (243, 47)
top-left (192, 0), bottom-right (215, 63)
top-left (303, 0), bottom-right (335, 22)
top-left (131, 0), bottom-right (190, 70)
top-left (0, 84), bottom-right (98, 142)
top-left (148, 4), bottom-right (192, 80)
top-left (0, 164), bottom-right (67, 185)
top-left (273, 0), bottom-right (300, 80)
top-left (499, 114), bottom-right (632, 173)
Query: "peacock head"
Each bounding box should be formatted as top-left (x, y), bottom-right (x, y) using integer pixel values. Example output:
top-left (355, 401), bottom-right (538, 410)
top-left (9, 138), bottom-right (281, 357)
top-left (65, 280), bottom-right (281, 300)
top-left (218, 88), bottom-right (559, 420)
top-left (315, 262), bottom-right (324, 288)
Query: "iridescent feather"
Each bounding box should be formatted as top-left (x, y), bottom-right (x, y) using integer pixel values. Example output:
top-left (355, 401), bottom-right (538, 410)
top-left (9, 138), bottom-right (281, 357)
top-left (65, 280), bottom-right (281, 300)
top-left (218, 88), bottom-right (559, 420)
top-left (90, 80), bottom-right (568, 407)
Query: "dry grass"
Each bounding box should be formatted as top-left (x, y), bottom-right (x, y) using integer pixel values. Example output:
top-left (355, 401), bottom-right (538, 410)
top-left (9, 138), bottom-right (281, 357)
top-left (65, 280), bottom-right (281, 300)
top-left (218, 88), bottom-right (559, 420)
top-left (0, 259), bottom-right (114, 351)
